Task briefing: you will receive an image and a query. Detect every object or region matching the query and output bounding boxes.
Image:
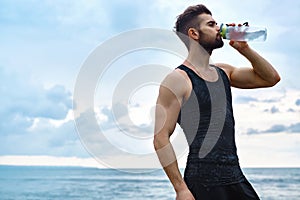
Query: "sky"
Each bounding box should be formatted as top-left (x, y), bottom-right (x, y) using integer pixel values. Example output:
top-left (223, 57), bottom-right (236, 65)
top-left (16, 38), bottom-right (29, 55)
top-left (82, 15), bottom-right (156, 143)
top-left (1, 0), bottom-right (300, 168)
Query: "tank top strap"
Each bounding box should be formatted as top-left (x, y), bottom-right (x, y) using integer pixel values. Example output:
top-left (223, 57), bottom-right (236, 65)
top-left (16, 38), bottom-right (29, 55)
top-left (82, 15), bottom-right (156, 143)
top-left (176, 64), bottom-right (197, 84)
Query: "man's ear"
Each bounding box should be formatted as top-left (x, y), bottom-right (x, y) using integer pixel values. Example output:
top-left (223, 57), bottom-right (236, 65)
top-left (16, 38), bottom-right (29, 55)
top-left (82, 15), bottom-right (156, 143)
top-left (187, 28), bottom-right (199, 40)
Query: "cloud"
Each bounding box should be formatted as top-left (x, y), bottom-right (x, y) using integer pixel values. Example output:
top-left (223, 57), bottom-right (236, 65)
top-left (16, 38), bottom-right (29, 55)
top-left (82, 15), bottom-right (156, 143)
top-left (0, 0), bottom-right (107, 29)
top-left (246, 128), bottom-right (260, 135)
top-left (287, 108), bottom-right (296, 112)
top-left (0, 67), bottom-right (89, 157)
top-left (97, 104), bottom-right (154, 138)
top-left (263, 106), bottom-right (280, 114)
top-left (237, 132), bottom-right (300, 167)
top-left (0, 67), bottom-right (71, 122)
top-left (263, 124), bottom-right (287, 133)
top-left (247, 123), bottom-right (300, 135)
top-left (0, 119), bottom-right (88, 157)
top-left (234, 96), bottom-right (258, 104)
top-left (0, 155), bottom-right (104, 168)
top-left (234, 89), bottom-right (300, 136)
top-left (233, 92), bottom-right (284, 105)
top-left (289, 123), bottom-right (300, 133)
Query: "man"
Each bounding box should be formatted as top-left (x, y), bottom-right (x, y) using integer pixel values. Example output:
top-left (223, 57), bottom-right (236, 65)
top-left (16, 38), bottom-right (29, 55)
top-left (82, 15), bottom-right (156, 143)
top-left (153, 4), bottom-right (280, 200)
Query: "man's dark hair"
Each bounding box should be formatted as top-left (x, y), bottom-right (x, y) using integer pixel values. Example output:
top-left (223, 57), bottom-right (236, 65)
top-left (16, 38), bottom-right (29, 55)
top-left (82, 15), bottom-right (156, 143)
top-left (175, 4), bottom-right (212, 48)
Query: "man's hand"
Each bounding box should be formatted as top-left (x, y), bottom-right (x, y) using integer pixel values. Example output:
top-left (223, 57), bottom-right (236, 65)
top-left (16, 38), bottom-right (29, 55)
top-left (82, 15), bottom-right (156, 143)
top-left (176, 188), bottom-right (195, 200)
top-left (229, 40), bottom-right (249, 52)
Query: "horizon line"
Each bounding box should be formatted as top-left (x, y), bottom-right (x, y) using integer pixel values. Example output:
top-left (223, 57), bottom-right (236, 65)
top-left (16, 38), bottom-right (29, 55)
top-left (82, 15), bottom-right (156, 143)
top-left (0, 155), bottom-right (299, 169)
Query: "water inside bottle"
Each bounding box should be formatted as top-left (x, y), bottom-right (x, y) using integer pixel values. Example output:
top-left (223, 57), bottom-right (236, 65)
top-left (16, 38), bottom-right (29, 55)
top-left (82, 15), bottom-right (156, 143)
top-left (227, 26), bottom-right (267, 42)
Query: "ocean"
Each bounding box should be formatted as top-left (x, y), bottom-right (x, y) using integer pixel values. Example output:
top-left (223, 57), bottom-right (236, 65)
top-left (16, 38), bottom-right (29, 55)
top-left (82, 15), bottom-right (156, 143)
top-left (0, 166), bottom-right (299, 200)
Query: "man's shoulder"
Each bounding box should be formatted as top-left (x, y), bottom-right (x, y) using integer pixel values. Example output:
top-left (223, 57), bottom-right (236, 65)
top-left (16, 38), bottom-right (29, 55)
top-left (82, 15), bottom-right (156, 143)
top-left (214, 63), bottom-right (235, 73)
top-left (159, 66), bottom-right (190, 98)
top-left (163, 68), bottom-right (188, 85)
top-left (214, 63), bottom-right (233, 81)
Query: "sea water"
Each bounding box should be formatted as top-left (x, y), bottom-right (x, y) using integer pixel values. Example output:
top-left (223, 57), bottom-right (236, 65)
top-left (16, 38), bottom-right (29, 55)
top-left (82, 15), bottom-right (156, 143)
top-left (0, 166), bottom-right (299, 200)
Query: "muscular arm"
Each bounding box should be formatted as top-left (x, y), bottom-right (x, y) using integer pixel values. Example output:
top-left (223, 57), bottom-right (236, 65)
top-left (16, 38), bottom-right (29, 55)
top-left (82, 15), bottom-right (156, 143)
top-left (216, 41), bottom-right (281, 89)
top-left (153, 71), bottom-right (195, 200)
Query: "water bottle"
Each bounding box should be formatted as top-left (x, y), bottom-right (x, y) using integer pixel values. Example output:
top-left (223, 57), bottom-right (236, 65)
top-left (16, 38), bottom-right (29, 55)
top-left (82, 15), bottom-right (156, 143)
top-left (219, 22), bottom-right (267, 42)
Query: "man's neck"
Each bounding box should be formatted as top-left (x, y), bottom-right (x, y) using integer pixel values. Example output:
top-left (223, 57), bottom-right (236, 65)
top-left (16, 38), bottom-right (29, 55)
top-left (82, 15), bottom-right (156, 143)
top-left (184, 43), bottom-right (211, 70)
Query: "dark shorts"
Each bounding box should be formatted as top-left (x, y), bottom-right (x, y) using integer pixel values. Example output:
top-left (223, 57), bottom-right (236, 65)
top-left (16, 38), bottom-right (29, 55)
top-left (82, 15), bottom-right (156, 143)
top-left (185, 179), bottom-right (260, 200)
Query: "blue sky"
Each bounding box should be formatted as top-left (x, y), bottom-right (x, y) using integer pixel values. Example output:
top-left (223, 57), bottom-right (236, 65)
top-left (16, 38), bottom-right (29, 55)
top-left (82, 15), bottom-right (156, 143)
top-left (1, 0), bottom-right (300, 167)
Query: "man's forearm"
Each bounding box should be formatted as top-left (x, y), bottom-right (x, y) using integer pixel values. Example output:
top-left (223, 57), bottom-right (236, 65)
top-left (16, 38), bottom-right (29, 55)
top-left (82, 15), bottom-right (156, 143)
top-left (164, 160), bottom-right (188, 192)
top-left (240, 46), bottom-right (280, 85)
top-left (154, 135), bottom-right (188, 192)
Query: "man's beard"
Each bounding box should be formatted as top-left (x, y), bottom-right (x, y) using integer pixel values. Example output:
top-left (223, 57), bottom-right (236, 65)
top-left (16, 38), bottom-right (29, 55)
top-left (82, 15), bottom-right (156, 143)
top-left (199, 38), bottom-right (224, 54)
top-left (198, 31), bottom-right (224, 54)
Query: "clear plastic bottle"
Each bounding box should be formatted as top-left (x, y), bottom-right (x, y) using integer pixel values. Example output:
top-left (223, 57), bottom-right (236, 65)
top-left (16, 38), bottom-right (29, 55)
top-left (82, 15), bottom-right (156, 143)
top-left (220, 23), bottom-right (267, 42)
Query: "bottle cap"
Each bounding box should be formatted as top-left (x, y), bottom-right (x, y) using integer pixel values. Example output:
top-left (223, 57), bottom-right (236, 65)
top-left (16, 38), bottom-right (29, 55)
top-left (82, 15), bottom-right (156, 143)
top-left (219, 23), bottom-right (227, 39)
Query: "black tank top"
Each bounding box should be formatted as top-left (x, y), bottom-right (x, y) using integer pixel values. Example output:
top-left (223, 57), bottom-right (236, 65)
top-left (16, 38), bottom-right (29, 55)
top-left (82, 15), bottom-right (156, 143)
top-left (177, 64), bottom-right (245, 186)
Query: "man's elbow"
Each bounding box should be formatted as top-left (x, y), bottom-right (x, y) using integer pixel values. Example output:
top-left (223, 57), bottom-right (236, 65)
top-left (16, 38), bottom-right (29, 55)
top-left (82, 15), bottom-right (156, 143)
top-left (153, 134), bottom-right (162, 151)
top-left (153, 133), bottom-right (168, 151)
top-left (270, 73), bottom-right (281, 87)
top-left (264, 72), bottom-right (281, 87)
